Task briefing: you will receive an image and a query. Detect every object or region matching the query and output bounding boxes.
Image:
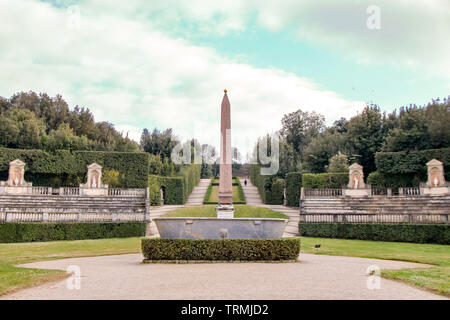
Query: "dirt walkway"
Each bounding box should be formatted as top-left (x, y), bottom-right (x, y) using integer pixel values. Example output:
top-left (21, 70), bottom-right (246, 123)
top-left (2, 253), bottom-right (446, 300)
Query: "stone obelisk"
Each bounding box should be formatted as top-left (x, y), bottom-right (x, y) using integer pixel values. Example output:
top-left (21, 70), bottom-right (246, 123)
top-left (217, 89), bottom-right (235, 218)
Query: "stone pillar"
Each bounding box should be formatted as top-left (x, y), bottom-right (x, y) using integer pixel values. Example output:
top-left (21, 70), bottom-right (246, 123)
top-left (0, 159), bottom-right (33, 194)
top-left (421, 159), bottom-right (449, 196)
top-left (79, 163), bottom-right (108, 196)
top-left (216, 89), bottom-right (235, 218)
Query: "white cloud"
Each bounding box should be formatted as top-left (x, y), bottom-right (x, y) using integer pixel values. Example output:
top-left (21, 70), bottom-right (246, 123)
top-left (0, 0), bottom-right (368, 157)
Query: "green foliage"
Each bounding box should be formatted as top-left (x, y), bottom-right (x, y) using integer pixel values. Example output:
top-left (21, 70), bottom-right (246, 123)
top-left (280, 109), bottom-right (325, 157)
top-left (102, 169), bottom-right (122, 188)
top-left (375, 147), bottom-right (450, 186)
top-left (327, 152), bottom-right (349, 173)
top-left (302, 172), bottom-right (348, 189)
top-left (0, 92), bottom-right (139, 152)
top-left (299, 223), bottom-right (449, 244)
top-left (148, 175), bottom-right (162, 205)
top-left (382, 102), bottom-right (450, 152)
top-left (250, 164), bottom-right (285, 204)
top-left (149, 164), bottom-right (201, 205)
top-left (271, 178), bottom-right (286, 205)
top-left (0, 107), bottom-right (46, 149)
top-left (0, 222), bottom-right (146, 243)
top-left (346, 104), bottom-right (389, 174)
top-left (285, 172), bottom-right (302, 207)
top-left (0, 147), bottom-right (149, 188)
top-left (303, 130), bottom-right (351, 173)
top-left (141, 238), bottom-right (301, 261)
top-left (140, 128), bottom-right (178, 160)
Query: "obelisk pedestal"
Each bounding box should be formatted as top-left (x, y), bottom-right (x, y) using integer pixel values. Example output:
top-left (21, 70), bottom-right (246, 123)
top-left (216, 89), bottom-right (235, 218)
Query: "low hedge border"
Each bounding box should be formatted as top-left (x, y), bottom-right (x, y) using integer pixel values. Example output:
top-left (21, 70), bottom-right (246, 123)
top-left (141, 238), bottom-right (301, 261)
top-left (0, 222), bottom-right (146, 243)
top-left (299, 223), bottom-right (450, 244)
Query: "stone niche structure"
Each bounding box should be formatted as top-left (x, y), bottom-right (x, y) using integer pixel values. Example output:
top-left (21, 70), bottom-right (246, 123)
top-left (421, 159), bottom-right (449, 196)
top-left (0, 159), bottom-right (33, 194)
top-left (79, 163), bottom-right (108, 196)
top-left (342, 162), bottom-right (370, 197)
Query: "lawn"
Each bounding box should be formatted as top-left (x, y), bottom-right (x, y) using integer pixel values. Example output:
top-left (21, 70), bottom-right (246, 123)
top-left (300, 237), bottom-right (450, 297)
top-left (163, 205), bottom-right (288, 219)
top-left (204, 177), bottom-right (246, 204)
top-left (0, 236), bottom-right (448, 297)
top-left (0, 237), bottom-right (141, 296)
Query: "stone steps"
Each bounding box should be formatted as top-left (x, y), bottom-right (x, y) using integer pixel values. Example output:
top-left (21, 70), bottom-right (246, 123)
top-left (185, 179), bottom-right (211, 206)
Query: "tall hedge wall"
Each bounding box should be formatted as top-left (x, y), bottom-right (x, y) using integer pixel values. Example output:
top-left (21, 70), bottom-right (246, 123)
top-left (0, 222), bottom-right (147, 243)
top-left (285, 172), bottom-right (302, 207)
top-left (374, 147), bottom-right (450, 187)
top-left (148, 164), bottom-right (201, 205)
top-left (0, 147), bottom-right (149, 188)
top-left (302, 173), bottom-right (348, 189)
top-left (250, 164), bottom-right (285, 204)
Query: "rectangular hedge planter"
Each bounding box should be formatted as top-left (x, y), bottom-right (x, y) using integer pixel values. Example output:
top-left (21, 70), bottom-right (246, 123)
top-left (141, 238), bottom-right (301, 262)
top-left (299, 223), bottom-right (450, 244)
top-left (0, 222), bottom-right (147, 243)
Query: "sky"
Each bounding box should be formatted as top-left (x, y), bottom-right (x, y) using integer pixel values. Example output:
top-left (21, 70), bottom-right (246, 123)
top-left (0, 0), bottom-right (449, 160)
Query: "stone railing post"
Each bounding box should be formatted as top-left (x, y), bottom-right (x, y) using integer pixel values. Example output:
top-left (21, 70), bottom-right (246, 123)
top-left (387, 188), bottom-right (392, 197)
top-left (398, 187), bottom-right (403, 195)
top-left (300, 187), bottom-right (305, 200)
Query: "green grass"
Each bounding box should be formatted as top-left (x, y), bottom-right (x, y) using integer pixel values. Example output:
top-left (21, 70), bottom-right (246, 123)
top-left (203, 179), bottom-right (246, 204)
top-left (1, 235), bottom-right (448, 298)
top-left (0, 237), bottom-right (142, 296)
top-left (300, 237), bottom-right (450, 297)
top-left (163, 205), bottom-right (288, 219)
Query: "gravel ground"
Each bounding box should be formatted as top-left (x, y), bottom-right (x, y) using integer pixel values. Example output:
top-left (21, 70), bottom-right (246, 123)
top-left (2, 253), bottom-right (446, 300)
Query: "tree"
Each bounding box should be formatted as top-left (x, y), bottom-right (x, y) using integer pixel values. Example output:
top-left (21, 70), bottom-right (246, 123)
top-left (302, 130), bottom-right (351, 173)
top-left (280, 109), bottom-right (325, 158)
top-left (346, 104), bottom-right (387, 174)
top-left (327, 152), bottom-right (349, 173)
top-left (44, 123), bottom-right (89, 151)
top-left (0, 107), bottom-right (46, 149)
top-left (140, 128), bottom-right (178, 160)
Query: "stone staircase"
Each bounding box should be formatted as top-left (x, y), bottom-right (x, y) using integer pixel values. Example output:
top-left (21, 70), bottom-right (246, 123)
top-left (240, 178), bottom-right (300, 237)
top-left (0, 194), bottom-right (148, 222)
top-left (300, 196), bottom-right (450, 224)
top-left (185, 179), bottom-right (211, 206)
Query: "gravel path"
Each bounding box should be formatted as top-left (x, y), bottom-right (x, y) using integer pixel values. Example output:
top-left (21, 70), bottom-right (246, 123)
top-left (2, 253), bottom-right (446, 300)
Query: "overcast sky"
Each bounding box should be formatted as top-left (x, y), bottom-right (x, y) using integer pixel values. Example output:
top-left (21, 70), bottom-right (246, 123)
top-left (1, 0), bottom-right (449, 159)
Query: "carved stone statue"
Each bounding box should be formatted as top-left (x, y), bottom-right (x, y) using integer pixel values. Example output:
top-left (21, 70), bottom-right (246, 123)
top-left (348, 163), bottom-right (365, 189)
top-left (0, 159), bottom-right (32, 194)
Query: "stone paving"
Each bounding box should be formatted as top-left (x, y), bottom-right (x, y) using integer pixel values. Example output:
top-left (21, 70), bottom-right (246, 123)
top-left (2, 253), bottom-right (445, 300)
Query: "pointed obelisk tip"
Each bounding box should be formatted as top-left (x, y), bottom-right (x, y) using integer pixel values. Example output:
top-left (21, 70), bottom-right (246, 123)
top-left (224, 89), bottom-right (227, 94)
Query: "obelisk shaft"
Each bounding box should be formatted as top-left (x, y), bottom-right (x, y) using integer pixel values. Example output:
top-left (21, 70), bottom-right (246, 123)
top-left (219, 91), bottom-right (233, 205)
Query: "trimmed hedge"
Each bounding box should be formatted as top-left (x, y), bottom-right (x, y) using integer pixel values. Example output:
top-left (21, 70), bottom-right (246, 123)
top-left (0, 222), bottom-right (147, 243)
top-left (375, 147), bottom-right (450, 187)
top-left (0, 147), bottom-right (149, 188)
top-left (149, 164), bottom-right (201, 205)
top-left (299, 223), bottom-right (450, 244)
top-left (285, 172), bottom-right (302, 207)
top-left (302, 173), bottom-right (348, 189)
top-left (250, 164), bottom-right (285, 204)
top-left (141, 238), bottom-right (301, 261)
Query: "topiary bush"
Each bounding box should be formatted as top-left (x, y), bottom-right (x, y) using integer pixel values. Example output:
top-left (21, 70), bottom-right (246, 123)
top-left (0, 222), bottom-right (146, 243)
top-left (299, 223), bottom-right (449, 244)
top-left (141, 238), bottom-right (301, 261)
top-left (285, 172), bottom-right (302, 207)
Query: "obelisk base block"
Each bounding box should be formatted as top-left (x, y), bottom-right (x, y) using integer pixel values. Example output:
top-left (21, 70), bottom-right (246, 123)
top-left (216, 204), bottom-right (235, 219)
